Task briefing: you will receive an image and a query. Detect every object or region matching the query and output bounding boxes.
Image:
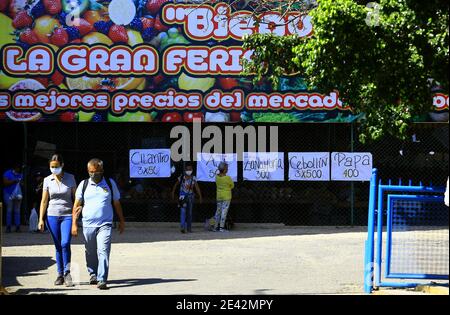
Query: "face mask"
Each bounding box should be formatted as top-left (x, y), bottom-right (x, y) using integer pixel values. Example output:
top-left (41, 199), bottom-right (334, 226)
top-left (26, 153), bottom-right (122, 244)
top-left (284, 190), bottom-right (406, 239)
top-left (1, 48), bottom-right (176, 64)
top-left (89, 172), bottom-right (103, 183)
top-left (50, 167), bottom-right (62, 175)
top-left (185, 171), bottom-right (193, 176)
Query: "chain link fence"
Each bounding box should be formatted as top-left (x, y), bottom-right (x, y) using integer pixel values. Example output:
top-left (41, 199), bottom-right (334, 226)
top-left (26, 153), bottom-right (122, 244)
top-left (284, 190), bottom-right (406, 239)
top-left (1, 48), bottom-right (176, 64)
top-left (0, 122), bottom-right (448, 226)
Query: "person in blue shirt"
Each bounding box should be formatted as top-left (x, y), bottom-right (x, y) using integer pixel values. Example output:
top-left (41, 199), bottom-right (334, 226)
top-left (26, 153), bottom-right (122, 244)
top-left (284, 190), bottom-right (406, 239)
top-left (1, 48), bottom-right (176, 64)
top-left (171, 163), bottom-right (203, 233)
top-left (71, 158), bottom-right (125, 290)
top-left (2, 162), bottom-right (23, 233)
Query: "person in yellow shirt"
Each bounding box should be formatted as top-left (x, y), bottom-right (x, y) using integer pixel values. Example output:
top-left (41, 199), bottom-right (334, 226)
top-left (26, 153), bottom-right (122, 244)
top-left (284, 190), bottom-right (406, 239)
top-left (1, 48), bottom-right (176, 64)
top-left (214, 162), bottom-right (234, 232)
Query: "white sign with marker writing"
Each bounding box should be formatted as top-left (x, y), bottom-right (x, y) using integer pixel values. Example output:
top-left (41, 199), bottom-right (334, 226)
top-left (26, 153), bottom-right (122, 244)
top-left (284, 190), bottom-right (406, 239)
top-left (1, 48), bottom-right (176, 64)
top-left (196, 153), bottom-right (238, 182)
top-left (129, 149), bottom-right (171, 178)
top-left (243, 152), bottom-right (284, 181)
top-left (331, 152), bottom-right (373, 181)
top-left (288, 152), bottom-right (330, 181)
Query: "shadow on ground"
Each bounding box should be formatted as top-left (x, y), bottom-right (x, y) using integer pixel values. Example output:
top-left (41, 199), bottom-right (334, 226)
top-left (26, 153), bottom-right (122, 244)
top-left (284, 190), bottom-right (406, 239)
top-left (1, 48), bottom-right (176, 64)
top-left (11, 287), bottom-right (77, 295)
top-left (107, 278), bottom-right (197, 290)
top-left (9, 278), bottom-right (197, 294)
top-left (2, 225), bottom-right (368, 247)
top-left (2, 256), bottom-right (55, 288)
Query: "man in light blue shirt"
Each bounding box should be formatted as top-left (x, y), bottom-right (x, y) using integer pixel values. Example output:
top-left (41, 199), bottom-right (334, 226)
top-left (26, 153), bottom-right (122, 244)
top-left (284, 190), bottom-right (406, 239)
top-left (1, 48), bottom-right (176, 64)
top-left (71, 158), bottom-right (125, 290)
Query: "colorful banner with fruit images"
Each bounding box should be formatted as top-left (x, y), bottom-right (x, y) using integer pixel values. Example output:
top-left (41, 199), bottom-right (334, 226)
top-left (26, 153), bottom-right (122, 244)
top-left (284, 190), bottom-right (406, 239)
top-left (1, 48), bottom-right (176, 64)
top-left (0, 0), bottom-right (448, 123)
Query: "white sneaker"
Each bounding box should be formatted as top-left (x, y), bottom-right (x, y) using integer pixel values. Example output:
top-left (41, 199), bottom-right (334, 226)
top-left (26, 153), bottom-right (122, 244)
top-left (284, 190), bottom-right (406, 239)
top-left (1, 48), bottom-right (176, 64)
top-left (219, 228), bottom-right (229, 233)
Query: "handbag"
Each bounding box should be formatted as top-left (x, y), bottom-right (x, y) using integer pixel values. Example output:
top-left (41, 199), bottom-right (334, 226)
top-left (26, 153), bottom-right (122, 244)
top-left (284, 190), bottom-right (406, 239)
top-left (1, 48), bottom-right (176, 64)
top-left (178, 176), bottom-right (195, 208)
top-left (178, 195), bottom-right (188, 208)
top-left (29, 208), bottom-right (38, 232)
top-left (10, 182), bottom-right (23, 200)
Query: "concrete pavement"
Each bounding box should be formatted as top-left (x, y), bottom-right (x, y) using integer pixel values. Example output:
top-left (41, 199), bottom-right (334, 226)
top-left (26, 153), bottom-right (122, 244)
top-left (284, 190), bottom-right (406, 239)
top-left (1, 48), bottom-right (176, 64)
top-left (1, 224), bottom-right (447, 295)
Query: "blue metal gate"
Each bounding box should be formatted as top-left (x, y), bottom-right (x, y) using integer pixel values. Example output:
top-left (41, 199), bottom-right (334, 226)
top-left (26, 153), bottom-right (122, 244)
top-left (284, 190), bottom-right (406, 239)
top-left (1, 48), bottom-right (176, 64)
top-left (364, 169), bottom-right (449, 293)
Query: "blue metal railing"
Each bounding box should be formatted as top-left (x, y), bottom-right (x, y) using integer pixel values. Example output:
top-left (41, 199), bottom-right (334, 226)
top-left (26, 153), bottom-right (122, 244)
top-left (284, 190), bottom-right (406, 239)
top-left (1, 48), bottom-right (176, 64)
top-left (364, 169), bottom-right (378, 293)
top-left (364, 169), bottom-right (448, 293)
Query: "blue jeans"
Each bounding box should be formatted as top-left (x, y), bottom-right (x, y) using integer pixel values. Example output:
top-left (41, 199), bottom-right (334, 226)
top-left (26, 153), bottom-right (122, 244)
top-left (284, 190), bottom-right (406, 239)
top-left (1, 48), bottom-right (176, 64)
top-left (83, 224), bottom-right (112, 283)
top-left (180, 194), bottom-right (194, 231)
top-left (3, 197), bottom-right (21, 227)
top-left (46, 216), bottom-right (72, 275)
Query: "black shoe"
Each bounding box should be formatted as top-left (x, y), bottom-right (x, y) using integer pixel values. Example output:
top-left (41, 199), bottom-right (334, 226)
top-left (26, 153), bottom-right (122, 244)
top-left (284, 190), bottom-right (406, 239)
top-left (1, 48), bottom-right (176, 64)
top-left (180, 229), bottom-right (186, 233)
top-left (15, 226), bottom-right (20, 233)
top-left (5, 226), bottom-right (11, 233)
top-left (97, 281), bottom-right (108, 290)
top-left (54, 275), bottom-right (64, 286)
top-left (89, 275), bottom-right (98, 285)
top-left (64, 273), bottom-right (74, 287)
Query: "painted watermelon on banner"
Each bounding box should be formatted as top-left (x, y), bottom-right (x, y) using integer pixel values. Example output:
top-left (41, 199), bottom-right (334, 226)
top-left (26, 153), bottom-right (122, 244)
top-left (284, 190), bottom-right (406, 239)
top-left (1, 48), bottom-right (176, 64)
top-left (5, 79), bottom-right (44, 121)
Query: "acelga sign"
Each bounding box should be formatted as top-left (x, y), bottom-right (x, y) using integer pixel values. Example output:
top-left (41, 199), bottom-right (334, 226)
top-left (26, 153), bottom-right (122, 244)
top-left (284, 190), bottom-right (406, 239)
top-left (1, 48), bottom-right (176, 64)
top-left (196, 153), bottom-right (238, 182)
top-left (0, 0), bottom-right (358, 123)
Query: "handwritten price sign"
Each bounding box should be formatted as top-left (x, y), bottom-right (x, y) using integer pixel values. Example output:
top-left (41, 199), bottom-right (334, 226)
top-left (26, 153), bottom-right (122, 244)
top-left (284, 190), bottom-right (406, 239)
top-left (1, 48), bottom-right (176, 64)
top-left (331, 152), bottom-right (372, 181)
top-left (196, 153), bottom-right (238, 182)
top-left (243, 152), bottom-right (284, 181)
top-left (129, 149), bottom-right (171, 178)
top-left (288, 152), bottom-right (330, 181)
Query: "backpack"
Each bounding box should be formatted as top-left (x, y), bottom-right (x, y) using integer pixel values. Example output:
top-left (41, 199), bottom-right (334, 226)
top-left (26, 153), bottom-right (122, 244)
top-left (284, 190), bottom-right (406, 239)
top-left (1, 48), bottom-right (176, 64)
top-left (80, 178), bottom-right (115, 208)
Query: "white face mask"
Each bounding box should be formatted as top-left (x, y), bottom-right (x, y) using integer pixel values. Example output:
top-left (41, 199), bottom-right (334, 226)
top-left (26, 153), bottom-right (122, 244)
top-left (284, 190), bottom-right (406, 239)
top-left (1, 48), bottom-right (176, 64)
top-left (50, 167), bottom-right (62, 175)
top-left (185, 171), bottom-right (193, 176)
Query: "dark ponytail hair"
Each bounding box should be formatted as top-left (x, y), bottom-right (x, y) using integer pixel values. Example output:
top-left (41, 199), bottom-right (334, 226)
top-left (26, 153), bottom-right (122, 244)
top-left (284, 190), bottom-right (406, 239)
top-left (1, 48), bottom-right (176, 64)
top-left (49, 154), bottom-right (64, 165)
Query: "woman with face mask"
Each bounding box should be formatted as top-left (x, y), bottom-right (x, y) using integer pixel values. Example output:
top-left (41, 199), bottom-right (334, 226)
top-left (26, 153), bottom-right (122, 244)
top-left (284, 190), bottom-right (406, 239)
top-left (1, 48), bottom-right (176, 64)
top-left (172, 163), bottom-right (203, 233)
top-left (38, 154), bottom-right (77, 287)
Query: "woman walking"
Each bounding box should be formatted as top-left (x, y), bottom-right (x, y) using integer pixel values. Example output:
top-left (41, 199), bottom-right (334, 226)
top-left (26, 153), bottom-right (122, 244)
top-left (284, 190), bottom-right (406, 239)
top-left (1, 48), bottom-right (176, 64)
top-left (214, 162), bottom-right (234, 232)
top-left (38, 154), bottom-right (77, 287)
